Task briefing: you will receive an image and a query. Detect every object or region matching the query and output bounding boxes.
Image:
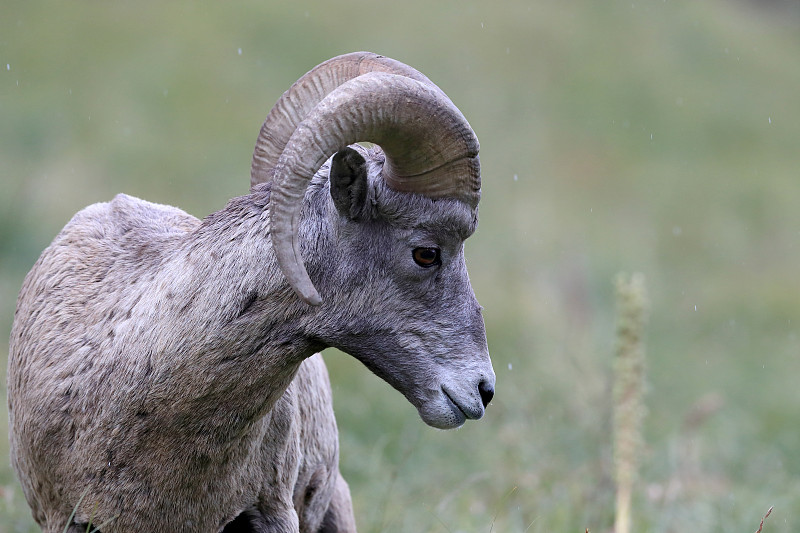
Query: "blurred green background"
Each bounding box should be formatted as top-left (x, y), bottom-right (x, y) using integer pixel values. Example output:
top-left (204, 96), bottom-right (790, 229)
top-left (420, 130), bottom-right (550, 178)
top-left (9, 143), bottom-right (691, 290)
top-left (2, 1), bottom-right (799, 531)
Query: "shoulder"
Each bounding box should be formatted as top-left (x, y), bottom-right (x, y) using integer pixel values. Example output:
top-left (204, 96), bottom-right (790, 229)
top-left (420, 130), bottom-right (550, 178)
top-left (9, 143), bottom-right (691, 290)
top-left (108, 193), bottom-right (200, 234)
top-left (52, 193), bottom-right (199, 254)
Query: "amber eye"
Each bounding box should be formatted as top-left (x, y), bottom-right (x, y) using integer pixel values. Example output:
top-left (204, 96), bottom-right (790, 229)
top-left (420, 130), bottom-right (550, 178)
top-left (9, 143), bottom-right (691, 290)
top-left (412, 247), bottom-right (441, 267)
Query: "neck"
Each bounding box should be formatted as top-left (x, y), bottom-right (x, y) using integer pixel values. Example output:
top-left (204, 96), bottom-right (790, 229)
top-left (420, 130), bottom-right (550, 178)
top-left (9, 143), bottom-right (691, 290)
top-left (139, 188), bottom-right (326, 440)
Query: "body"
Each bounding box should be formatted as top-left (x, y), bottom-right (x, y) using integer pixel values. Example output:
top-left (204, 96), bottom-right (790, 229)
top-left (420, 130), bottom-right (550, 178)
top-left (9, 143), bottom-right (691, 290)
top-left (9, 191), bottom-right (354, 532)
top-left (8, 52), bottom-right (495, 532)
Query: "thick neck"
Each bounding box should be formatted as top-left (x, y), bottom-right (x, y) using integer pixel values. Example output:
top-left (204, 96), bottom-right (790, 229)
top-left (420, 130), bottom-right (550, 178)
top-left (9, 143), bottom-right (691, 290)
top-left (140, 188), bottom-right (326, 440)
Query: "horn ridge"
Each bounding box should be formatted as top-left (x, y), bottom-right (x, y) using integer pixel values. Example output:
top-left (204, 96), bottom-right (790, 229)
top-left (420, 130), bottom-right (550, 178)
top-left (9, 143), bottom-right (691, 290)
top-left (250, 52), bottom-right (441, 190)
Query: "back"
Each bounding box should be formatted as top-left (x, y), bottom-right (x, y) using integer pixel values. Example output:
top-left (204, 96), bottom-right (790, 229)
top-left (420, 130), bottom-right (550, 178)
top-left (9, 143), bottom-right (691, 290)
top-left (9, 192), bottom-right (200, 404)
top-left (8, 194), bottom-right (200, 526)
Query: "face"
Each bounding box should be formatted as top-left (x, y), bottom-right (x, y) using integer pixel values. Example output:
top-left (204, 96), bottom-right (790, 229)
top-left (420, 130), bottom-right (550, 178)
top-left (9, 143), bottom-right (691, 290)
top-left (312, 176), bottom-right (495, 429)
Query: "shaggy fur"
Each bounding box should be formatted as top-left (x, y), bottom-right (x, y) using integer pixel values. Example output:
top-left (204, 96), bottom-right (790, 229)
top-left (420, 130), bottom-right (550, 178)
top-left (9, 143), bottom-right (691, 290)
top-left (8, 145), bottom-right (494, 532)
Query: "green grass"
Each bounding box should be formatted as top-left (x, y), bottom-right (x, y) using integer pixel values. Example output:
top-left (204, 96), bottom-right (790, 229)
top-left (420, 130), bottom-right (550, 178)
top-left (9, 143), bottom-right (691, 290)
top-left (2, 1), bottom-right (800, 531)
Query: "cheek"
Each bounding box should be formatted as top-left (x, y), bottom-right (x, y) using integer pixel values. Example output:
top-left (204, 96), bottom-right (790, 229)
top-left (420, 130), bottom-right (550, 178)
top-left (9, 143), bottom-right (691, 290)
top-left (391, 256), bottom-right (438, 291)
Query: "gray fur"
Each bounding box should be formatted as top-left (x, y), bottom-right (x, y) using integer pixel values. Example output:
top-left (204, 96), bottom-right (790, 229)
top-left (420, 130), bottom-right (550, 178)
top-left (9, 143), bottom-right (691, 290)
top-left (8, 145), bottom-right (494, 532)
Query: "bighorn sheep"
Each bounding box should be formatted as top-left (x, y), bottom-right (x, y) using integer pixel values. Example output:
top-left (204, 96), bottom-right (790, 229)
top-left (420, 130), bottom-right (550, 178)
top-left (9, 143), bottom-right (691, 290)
top-left (7, 52), bottom-right (495, 532)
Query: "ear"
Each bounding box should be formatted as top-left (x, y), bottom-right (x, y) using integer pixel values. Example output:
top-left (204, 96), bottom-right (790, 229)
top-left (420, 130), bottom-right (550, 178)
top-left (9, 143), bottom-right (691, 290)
top-left (330, 147), bottom-right (368, 220)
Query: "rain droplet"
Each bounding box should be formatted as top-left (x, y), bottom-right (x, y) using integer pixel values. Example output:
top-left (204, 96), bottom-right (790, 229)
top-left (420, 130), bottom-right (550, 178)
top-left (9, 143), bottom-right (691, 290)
top-left (513, 174), bottom-right (518, 181)
top-left (768, 116), bottom-right (772, 124)
top-left (5, 64), bottom-right (9, 71)
top-left (508, 363), bottom-right (512, 370)
top-left (237, 47), bottom-right (242, 56)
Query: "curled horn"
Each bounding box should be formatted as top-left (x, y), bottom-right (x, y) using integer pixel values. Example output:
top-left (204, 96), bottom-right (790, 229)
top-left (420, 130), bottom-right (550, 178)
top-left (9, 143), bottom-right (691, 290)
top-left (252, 52), bottom-right (480, 305)
top-left (251, 52), bottom-right (444, 189)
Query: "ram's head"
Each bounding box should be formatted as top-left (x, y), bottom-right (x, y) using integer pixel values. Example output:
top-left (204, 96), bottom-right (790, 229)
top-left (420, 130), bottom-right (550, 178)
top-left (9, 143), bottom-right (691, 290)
top-left (253, 52), bottom-right (494, 429)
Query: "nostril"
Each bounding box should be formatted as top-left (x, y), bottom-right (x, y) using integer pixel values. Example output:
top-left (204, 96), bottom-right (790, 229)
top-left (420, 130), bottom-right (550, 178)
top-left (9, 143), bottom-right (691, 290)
top-left (478, 380), bottom-right (494, 408)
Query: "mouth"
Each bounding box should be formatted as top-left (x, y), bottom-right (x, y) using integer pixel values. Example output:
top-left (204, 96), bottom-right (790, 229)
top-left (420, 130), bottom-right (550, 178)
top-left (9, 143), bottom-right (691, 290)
top-left (442, 384), bottom-right (486, 421)
top-left (443, 385), bottom-right (493, 428)
top-left (442, 387), bottom-right (468, 421)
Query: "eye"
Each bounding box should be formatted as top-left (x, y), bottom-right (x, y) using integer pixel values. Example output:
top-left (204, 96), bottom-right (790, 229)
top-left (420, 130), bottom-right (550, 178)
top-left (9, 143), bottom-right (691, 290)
top-left (412, 247), bottom-right (441, 267)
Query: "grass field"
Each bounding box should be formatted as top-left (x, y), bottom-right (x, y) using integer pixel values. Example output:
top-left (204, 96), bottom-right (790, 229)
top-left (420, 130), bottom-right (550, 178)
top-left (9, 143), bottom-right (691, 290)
top-left (2, 1), bottom-right (800, 531)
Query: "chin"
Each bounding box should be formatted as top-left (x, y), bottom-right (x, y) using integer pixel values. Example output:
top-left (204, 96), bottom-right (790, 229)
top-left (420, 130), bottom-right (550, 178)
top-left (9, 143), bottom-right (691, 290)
top-left (418, 402), bottom-right (467, 430)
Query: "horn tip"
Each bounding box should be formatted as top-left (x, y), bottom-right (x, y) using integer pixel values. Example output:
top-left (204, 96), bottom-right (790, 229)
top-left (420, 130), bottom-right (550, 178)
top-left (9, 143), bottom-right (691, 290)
top-left (301, 288), bottom-right (323, 306)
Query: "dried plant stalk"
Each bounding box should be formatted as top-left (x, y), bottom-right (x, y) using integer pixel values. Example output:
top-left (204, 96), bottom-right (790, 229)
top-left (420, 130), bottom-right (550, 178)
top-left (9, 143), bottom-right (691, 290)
top-left (613, 273), bottom-right (648, 533)
top-left (755, 506), bottom-right (773, 533)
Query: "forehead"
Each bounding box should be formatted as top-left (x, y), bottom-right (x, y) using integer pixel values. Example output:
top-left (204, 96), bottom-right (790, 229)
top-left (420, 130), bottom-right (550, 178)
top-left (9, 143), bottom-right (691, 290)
top-left (372, 179), bottom-right (479, 241)
top-left (314, 144), bottom-right (480, 241)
